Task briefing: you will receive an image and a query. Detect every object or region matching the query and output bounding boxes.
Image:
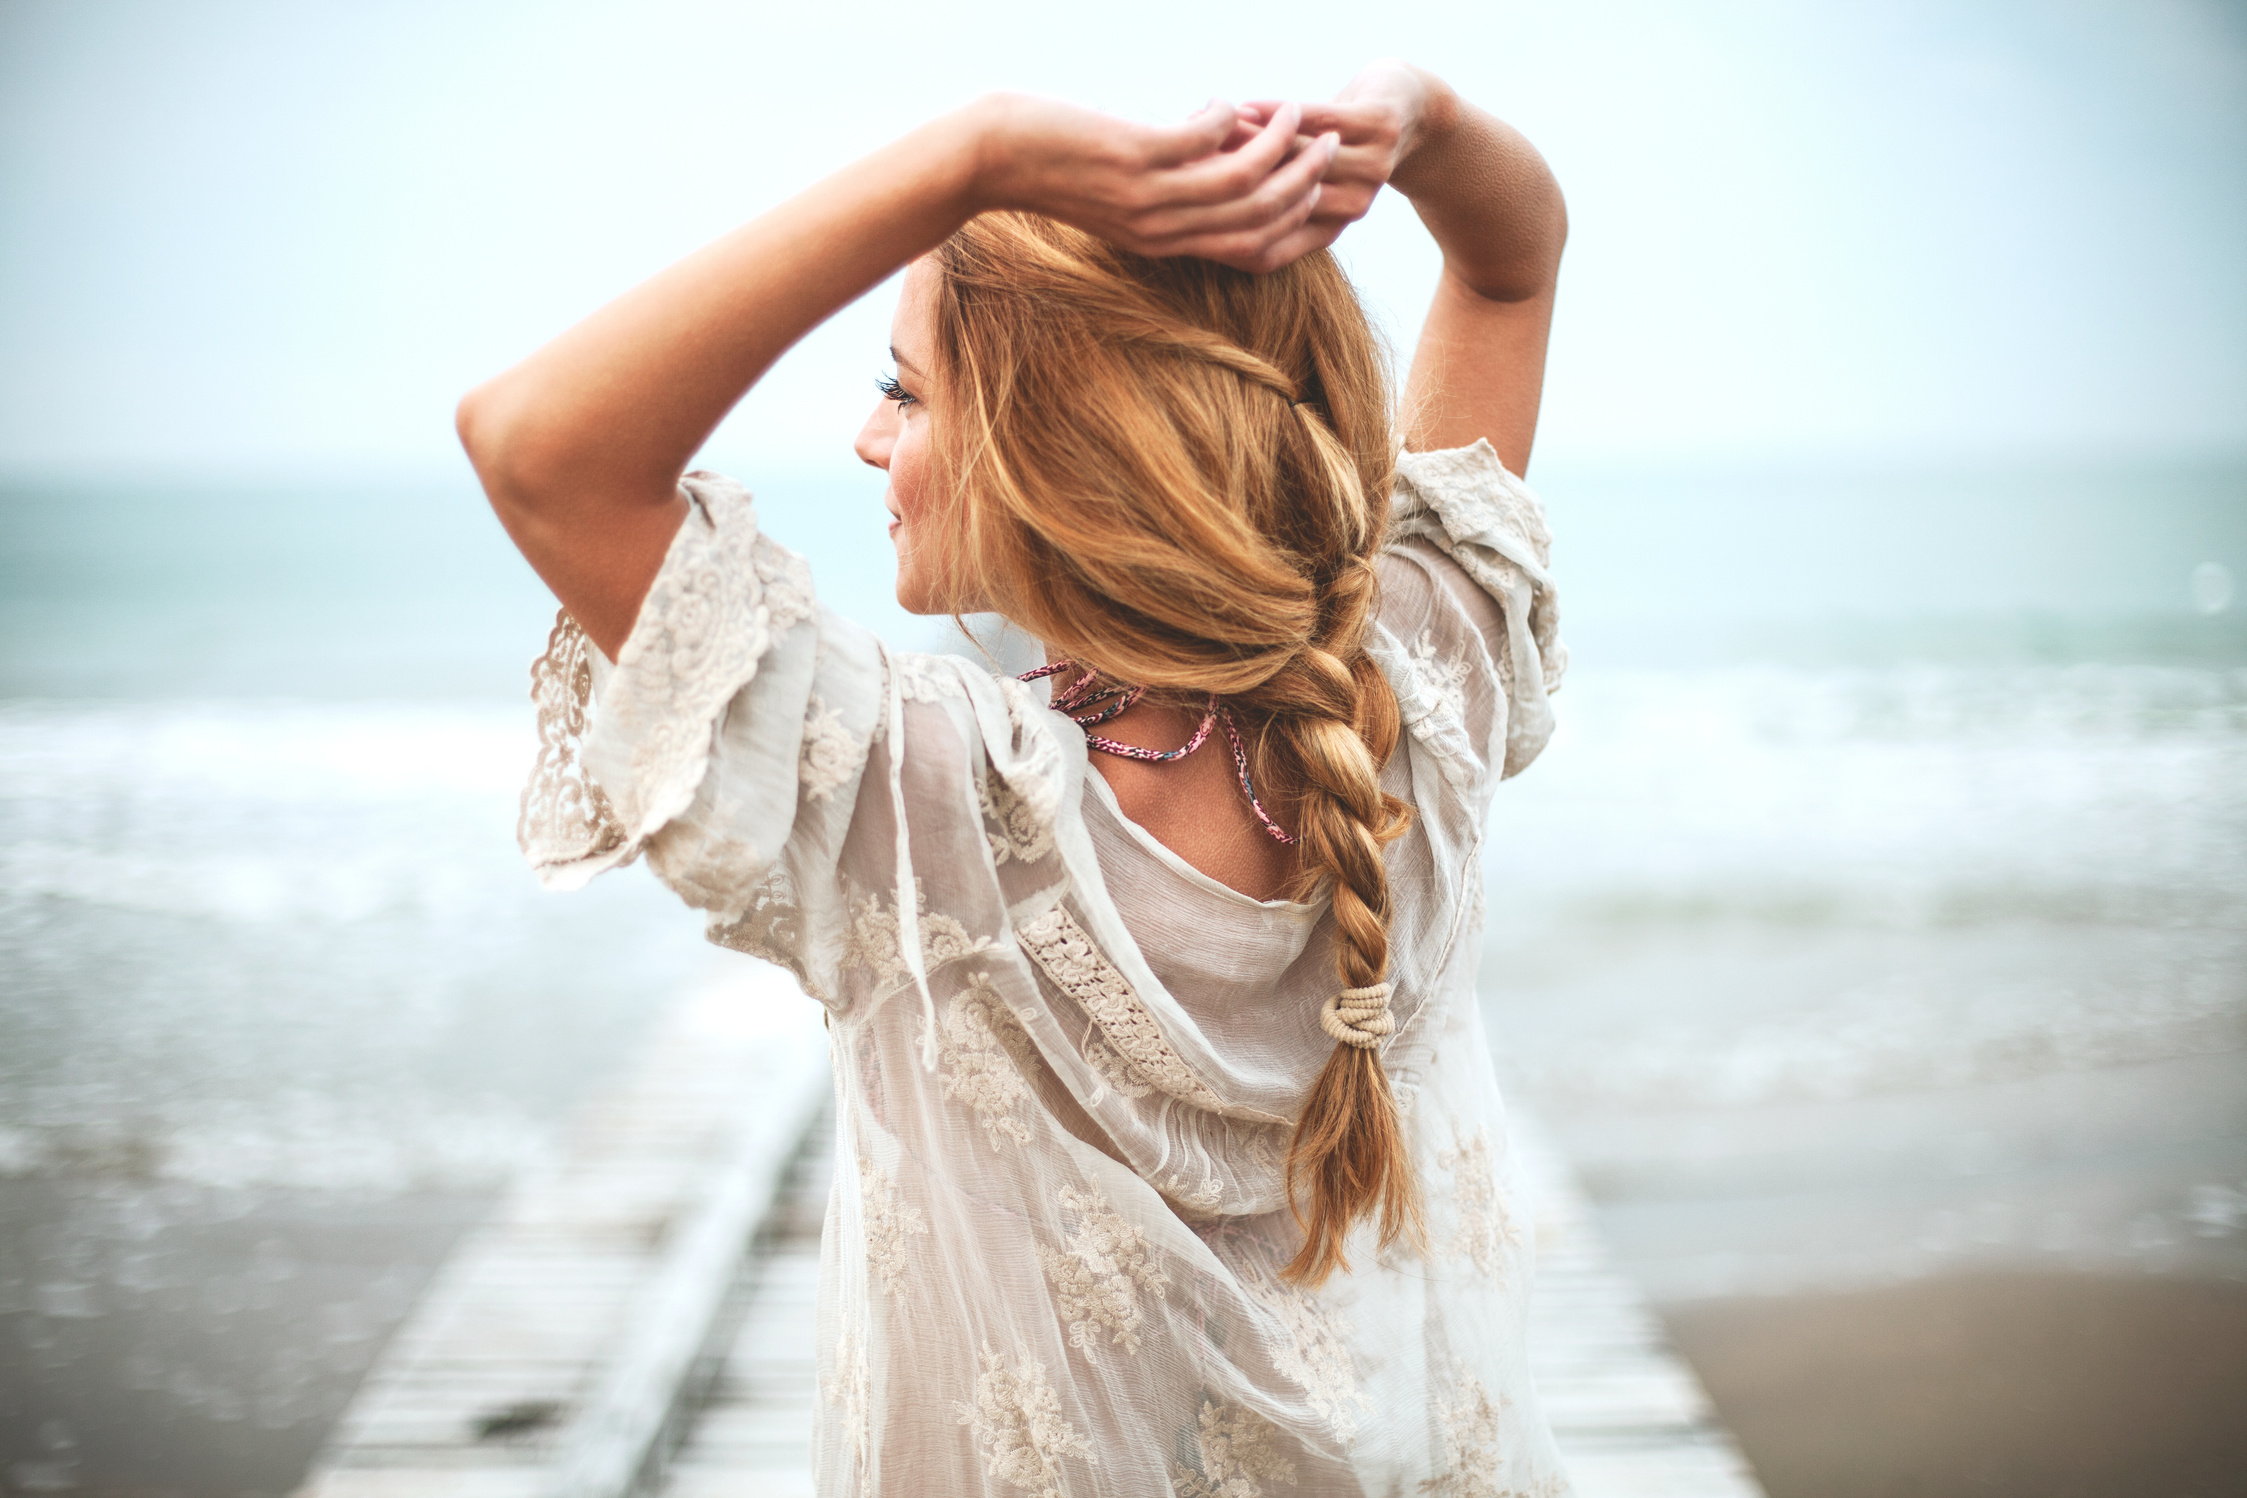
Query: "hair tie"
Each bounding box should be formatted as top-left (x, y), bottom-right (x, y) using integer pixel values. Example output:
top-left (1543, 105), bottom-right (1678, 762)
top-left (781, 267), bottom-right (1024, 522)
top-left (1320, 982), bottom-right (1394, 1048)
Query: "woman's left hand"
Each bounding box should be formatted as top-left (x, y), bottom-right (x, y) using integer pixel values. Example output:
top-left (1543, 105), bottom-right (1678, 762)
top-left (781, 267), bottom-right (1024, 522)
top-left (969, 93), bottom-right (1342, 274)
top-left (1232, 61), bottom-right (1450, 255)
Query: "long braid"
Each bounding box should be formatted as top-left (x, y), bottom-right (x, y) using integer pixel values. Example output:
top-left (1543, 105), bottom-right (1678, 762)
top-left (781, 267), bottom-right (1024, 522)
top-left (932, 213), bottom-right (1421, 1286)
top-left (1238, 414), bottom-right (1423, 1284)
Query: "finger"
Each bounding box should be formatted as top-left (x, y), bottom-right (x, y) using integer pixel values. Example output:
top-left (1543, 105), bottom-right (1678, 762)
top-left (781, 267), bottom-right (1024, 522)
top-left (1302, 176), bottom-right (1382, 225)
top-left (1244, 218), bottom-right (1346, 273)
top-left (1141, 97), bottom-right (1238, 168)
top-left (1154, 100), bottom-right (1305, 207)
top-left (1156, 174), bottom-right (1328, 269)
top-left (1132, 130), bottom-right (1336, 240)
top-left (1198, 211), bottom-right (1341, 276)
top-left (1237, 101), bottom-right (1394, 171)
top-left (1292, 100), bottom-right (1392, 143)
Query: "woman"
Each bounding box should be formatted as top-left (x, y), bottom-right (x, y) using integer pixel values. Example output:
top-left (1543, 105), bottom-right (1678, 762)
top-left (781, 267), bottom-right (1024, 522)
top-left (460, 57), bottom-right (1568, 1497)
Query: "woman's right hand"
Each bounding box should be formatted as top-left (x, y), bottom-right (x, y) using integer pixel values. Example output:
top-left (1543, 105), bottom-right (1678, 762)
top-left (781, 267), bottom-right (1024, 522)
top-left (1229, 61), bottom-right (1455, 251)
top-left (965, 94), bottom-right (1340, 275)
top-left (1245, 61), bottom-right (1567, 471)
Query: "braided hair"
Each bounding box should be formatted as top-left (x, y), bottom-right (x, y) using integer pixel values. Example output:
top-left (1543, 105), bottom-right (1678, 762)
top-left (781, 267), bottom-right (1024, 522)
top-left (931, 213), bottom-right (1423, 1285)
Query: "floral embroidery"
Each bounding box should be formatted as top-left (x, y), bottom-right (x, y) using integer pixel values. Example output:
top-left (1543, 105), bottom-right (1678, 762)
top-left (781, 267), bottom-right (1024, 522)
top-left (1390, 445), bottom-right (1566, 775)
top-left (1171, 1400), bottom-right (1298, 1498)
top-left (1243, 1271), bottom-right (1368, 1443)
top-left (799, 692), bottom-right (866, 803)
top-left (1240, 1126), bottom-right (1283, 1177)
top-left (1409, 628), bottom-right (1472, 725)
top-left (1438, 1127), bottom-right (1520, 1278)
top-left (840, 890), bottom-right (907, 988)
top-left (982, 770), bottom-right (1058, 865)
top-left (861, 1154), bottom-right (928, 1296)
top-left (841, 883), bottom-right (998, 992)
top-left (644, 803), bottom-right (767, 917)
top-left (893, 651), bottom-right (965, 703)
top-left (981, 674), bottom-right (1063, 864)
top-left (938, 975), bottom-right (1038, 1151)
top-left (1036, 1184), bottom-right (1170, 1355)
top-left (1418, 1363), bottom-right (1510, 1498)
top-left (822, 1324), bottom-right (871, 1477)
top-left (519, 611), bottom-right (628, 869)
top-left (706, 866), bottom-right (828, 1001)
top-left (1018, 906), bottom-right (1230, 1114)
top-left (613, 479), bottom-right (812, 840)
top-left (1082, 1033), bottom-right (1154, 1104)
top-left (955, 1343), bottom-right (1096, 1497)
top-left (1158, 1171), bottom-right (1223, 1216)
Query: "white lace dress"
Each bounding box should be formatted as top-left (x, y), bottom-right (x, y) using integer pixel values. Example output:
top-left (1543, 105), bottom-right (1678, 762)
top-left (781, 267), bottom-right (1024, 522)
top-left (519, 438), bottom-right (1571, 1497)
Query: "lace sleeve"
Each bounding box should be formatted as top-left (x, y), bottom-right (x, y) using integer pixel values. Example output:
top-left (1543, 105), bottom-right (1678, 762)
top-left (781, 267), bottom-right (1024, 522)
top-left (1379, 439), bottom-right (1566, 786)
top-left (514, 470), bottom-right (1071, 1026)
top-left (517, 470), bottom-right (821, 892)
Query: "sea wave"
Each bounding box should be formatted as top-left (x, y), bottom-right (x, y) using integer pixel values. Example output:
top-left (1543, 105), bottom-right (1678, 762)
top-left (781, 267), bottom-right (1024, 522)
top-left (0, 699), bottom-right (704, 1193)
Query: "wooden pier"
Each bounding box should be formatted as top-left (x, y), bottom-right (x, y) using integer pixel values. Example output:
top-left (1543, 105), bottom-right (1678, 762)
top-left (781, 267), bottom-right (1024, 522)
top-left (299, 963), bottom-right (1762, 1497)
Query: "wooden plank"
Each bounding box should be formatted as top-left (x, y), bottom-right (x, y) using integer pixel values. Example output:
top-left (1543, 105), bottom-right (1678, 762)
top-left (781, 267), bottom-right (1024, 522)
top-left (1557, 1442), bottom-right (1766, 1498)
top-left (661, 1468), bottom-right (814, 1498)
top-left (652, 1129), bottom-right (831, 1495)
top-left (1511, 1116), bottom-right (1767, 1496)
top-left (546, 1032), bottom-right (829, 1498)
top-left (305, 1472), bottom-right (549, 1498)
top-left (295, 963), bottom-right (832, 1498)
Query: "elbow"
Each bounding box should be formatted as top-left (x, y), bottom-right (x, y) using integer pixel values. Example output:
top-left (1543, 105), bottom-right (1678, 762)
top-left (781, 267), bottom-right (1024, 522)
top-left (1538, 182), bottom-right (1569, 289)
top-left (1456, 178), bottom-right (1567, 306)
top-left (455, 379), bottom-right (510, 509)
top-left (455, 376), bottom-right (555, 523)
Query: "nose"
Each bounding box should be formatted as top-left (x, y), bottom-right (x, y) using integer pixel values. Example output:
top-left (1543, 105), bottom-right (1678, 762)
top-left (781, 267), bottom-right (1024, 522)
top-left (854, 399), bottom-right (894, 472)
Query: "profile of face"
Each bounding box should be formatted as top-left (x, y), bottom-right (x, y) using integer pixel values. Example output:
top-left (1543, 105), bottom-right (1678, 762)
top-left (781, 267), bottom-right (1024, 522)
top-left (854, 258), bottom-right (954, 615)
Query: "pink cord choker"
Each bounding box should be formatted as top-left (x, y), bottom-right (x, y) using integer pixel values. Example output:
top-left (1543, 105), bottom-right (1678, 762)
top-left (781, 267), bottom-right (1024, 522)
top-left (1021, 660), bottom-right (1296, 846)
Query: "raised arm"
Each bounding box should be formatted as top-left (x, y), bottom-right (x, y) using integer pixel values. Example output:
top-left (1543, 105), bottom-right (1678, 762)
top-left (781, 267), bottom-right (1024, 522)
top-left (1286, 63), bottom-right (1567, 474)
top-left (456, 97), bottom-right (1340, 658)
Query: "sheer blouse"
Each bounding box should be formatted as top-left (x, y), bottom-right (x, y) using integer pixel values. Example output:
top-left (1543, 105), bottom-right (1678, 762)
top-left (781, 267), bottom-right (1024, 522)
top-left (519, 438), bottom-right (1570, 1497)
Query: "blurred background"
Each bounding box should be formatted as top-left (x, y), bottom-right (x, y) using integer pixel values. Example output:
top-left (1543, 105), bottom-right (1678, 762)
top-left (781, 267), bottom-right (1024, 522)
top-left (2, 1), bottom-right (2242, 1495)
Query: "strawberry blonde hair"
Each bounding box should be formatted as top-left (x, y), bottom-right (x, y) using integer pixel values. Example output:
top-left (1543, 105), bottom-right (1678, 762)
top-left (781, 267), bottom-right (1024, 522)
top-left (930, 212), bottom-right (1421, 1284)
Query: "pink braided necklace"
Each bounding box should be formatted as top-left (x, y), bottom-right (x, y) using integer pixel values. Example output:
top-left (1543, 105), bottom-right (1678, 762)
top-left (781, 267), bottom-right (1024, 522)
top-left (1020, 660), bottom-right (1296, 846)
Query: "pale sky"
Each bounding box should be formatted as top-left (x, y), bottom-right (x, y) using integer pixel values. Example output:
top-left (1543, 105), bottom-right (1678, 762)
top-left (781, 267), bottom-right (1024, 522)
top-left (2, 0), bottom-right (2243, 480)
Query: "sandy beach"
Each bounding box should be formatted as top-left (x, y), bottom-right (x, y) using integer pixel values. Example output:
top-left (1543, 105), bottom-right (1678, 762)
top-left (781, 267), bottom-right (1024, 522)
top-left (1668, 1271), bottom-right (2247, 1498)
top-left (0, 1178), bottom-right (486, 1498)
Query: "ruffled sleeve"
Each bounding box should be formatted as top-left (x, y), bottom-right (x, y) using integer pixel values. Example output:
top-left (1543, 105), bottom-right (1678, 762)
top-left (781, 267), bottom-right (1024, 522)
top-left (520, 471), bottom-right (819, 889)
top-left (1373, 438), bottom-right (1567, 798)
top-left (516, 470), bottom-right (1069, 1027)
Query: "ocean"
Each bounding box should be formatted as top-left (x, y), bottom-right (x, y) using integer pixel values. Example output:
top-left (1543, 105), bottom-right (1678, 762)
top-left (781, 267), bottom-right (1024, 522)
top-left (2, 457), bottom-right (2242, 1495)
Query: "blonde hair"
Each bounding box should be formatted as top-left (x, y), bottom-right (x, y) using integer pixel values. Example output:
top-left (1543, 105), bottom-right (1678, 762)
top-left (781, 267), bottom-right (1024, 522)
top-left (931, 213), bottom-right (1421, 1284)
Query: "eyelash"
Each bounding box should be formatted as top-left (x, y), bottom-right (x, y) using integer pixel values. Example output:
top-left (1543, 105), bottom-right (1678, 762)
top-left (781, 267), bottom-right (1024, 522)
top-left (876, 373), bottom-right (916, 408)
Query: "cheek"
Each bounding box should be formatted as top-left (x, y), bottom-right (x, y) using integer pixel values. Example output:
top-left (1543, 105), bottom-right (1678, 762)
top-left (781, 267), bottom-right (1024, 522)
top-left (890, 418), bottom-right (930, 522)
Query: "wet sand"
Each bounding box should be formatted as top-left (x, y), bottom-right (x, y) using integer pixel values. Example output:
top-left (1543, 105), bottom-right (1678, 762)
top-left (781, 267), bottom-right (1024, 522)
top-left (0, 1177), bottom-right (488, 1498)
top-left (1664, 1270), bottom-right (2247, 1498)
